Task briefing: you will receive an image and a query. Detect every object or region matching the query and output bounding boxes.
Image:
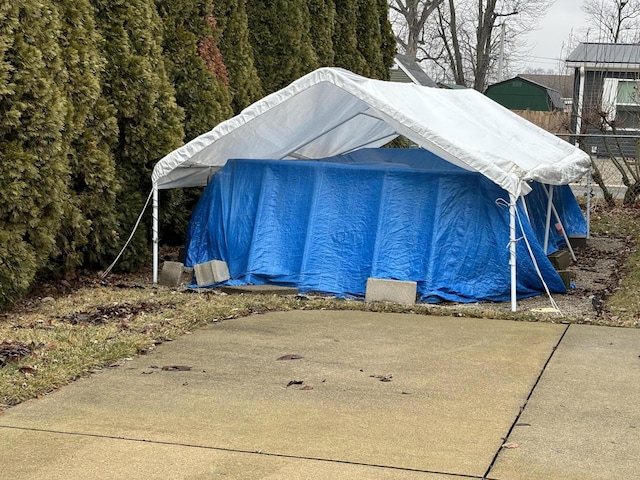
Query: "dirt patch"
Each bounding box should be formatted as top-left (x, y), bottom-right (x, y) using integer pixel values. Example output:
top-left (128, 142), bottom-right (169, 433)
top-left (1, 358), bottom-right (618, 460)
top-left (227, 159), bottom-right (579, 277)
top-left (444, 233), bottom-right (632, 322)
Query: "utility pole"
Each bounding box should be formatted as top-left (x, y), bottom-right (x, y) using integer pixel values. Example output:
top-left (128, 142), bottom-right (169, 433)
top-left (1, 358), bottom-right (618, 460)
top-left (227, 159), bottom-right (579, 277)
top-left (497, 22), bottom-right (506, 82)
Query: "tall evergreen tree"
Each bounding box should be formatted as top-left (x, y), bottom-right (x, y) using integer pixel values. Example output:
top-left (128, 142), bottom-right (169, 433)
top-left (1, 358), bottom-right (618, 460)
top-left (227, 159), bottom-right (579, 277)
top-left (90, 0), bottom-right (185, 270)
top-left (156, 0), bottom-right (233, 140)
top-left (355, 0), bottom-right (385, 78)
top-left (377, 0), bottom-right (396, 79)
top-left (332, 0), bottom-right (368, 75)
top-left (214, 0), bottom-right (263, 113)
top-left (51, 0), bottom-right (120, 271)
top-left (307, 0), bottom-right (336, 66)
top-left (0, 1), bottom-right (69, 308)
top-left (246, 0), bottom-right (318, 94)
top-left (155, 0), bottom-right (235, 245)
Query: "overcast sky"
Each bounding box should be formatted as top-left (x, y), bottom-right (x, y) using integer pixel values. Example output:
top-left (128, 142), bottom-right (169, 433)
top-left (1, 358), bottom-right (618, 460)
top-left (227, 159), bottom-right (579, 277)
top-left (520, 0), bottom-right (589, 72)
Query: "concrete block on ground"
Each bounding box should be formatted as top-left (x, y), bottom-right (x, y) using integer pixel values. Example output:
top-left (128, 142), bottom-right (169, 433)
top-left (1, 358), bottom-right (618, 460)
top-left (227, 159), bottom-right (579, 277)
top-left (365, 278), bottom-right (417, 305)
top-left (569, 235), bottom-right (588, 249)
top-left (557, 270), bottom-right (574, 289)
top-left (194, 260), bottom-right (230, 287)
top-left (182, 266), bottom-right (194, 285)
top-left (159, 261), bottom-right (185, 287)
top-left (548, 248), bottom-right (572, 271)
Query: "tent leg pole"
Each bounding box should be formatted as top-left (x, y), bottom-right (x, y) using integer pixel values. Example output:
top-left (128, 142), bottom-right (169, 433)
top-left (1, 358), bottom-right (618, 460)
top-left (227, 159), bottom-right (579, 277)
top-left (520, 195), bottom-right (530, 220)
top-left (541, 184), bottom-right (577, 262)
top-left (543, 184), bottom-right (554, 255)
top-left (586, 169), bottom-right (592, 239)
top-left (510, 193), bottom-right (517, 313)
top-left (549, 197), bottom-right (577, 263)
top-left (152, 184), bottom-right (159, 284)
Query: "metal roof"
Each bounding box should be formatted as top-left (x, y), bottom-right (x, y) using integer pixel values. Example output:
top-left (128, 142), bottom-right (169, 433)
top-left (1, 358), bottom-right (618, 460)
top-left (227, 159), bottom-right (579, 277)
top-left (438, 83), bottom-right (468, 89)
top-left (518, 74), bottom-right (573, 99)
top-left (393, 54), bottom-right (438, 87)
top-left (566, 43), bottom-right (640, 69)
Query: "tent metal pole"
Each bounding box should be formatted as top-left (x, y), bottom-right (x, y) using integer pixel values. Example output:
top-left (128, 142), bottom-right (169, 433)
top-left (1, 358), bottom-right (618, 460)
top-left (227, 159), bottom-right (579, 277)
top-left (586, 169), bottom-right (592, 239)
top-left (576, 64), bottom-right (591, 239)
top-left (543, 184), bottom-right (554, 255)
top-left (520, 195), bottom-right (530, 220)
top-left (509, 193), bottom-right (517, 312)
top-left (152, 184), bottom-right (159, 284)
top-left (278, 111), bottom-right (364, 159)
top-left (541, 184), bottom-right (577, 262)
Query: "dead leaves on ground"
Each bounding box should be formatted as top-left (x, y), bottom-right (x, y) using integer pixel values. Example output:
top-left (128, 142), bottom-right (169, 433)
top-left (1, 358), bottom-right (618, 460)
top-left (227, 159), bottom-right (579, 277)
top-left (277, 354), bottom-right (303, 360)
top-left (0, 340), bottom-right (41, 368)
top-left (502, 442), bottom-right (520, 449)
top-left (161, 365), bottom-right (192, 371)
top-left (58, 301), bottom-right (169, 325)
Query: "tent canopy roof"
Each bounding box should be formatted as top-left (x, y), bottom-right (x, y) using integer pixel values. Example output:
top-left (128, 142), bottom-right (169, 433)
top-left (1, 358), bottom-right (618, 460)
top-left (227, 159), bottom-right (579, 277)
top-left (152, 67), bottom-right (589, 196)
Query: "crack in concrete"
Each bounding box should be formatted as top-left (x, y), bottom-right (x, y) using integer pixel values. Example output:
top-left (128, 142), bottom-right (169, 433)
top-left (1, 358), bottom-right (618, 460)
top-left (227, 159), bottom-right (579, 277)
top-left (482, 323), bottom-right (571, 480)
top-left (0, 424), bottom-right (484, 478)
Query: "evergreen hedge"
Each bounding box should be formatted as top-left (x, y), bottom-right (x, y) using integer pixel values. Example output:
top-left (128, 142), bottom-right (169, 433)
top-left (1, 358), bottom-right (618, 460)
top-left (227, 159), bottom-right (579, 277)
top-left (0, 0), bottom-right (396, 310)
top-left (90, 0), bottom-right (185, 271)
top-left (0, 1), bottom-right (69, 309)
top-left (51, 0), bottom-right (120, 272)
top-left (214, 0), bottom-right (263, 113)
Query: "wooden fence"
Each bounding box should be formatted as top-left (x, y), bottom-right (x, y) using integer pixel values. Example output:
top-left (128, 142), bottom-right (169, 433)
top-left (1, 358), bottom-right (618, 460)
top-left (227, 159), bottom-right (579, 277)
top-left (512, 110), bottom-right (570, 137)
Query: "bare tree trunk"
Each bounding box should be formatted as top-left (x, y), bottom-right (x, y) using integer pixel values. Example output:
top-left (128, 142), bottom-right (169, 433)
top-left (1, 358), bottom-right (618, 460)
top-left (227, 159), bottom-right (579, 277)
top-left (394, 0), bottom-right (551, 86)
top-left (389, 0), bottom-right (445, 61)
top-left (447, 0), bottom-right (465, 85)
top-left (473, 0), bottom-right (497, 92)
top-left (600, 119), bottom-right (640, 205)
top-left (578, 138), bottom-right (616, 208)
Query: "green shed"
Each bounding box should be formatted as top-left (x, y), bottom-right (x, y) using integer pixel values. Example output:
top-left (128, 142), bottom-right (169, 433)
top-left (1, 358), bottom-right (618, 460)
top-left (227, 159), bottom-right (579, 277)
top-left (484, 75), bottom-right (564, 111)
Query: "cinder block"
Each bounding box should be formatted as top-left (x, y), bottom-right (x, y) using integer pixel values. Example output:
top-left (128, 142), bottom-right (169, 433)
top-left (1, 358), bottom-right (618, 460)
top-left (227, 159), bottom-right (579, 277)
top-left (365, 278), bottom-right (417, 305)
top-left (194, 260), bottom-right (230, 287)
top-left (182, 266), bottom-right (194, 285)
top-left (548, 248), bottom-right (572, 271)
top-left (557, 270), bottom-right (574, 289)
top-left (569, 235), bottom-right (588, 249)
top-left (159, 261), bottom-right (184, 287)
top-left (210, 260), bottom-right (230, 282)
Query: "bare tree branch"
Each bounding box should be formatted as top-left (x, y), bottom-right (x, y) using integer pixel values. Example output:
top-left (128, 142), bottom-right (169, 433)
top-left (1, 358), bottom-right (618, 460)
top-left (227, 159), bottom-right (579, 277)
top-left (389, 0), bottom-right (446, 60)
top-left (390, 0), bottom-right (551, 90)
top-left (582, 0), bottom-right (640, 43)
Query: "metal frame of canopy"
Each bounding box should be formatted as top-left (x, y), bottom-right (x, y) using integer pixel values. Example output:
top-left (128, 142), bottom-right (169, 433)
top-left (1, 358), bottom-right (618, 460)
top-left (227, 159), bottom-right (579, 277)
top-left (148, 68), bottom-right (589, 313)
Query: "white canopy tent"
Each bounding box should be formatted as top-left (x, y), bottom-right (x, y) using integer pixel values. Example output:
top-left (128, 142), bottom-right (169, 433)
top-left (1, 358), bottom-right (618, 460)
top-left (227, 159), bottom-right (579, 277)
top-left (152, 67), bottom-right (590, 310)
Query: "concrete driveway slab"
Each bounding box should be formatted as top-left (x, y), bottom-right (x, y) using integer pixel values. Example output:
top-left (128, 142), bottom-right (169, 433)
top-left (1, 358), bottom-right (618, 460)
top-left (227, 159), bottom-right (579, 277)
top-left (0, 311), bottom-right (565, 478)
top-left (489, 324), bottom-right (640, 480)
top-left (0, 427), bottom-right (464, 480)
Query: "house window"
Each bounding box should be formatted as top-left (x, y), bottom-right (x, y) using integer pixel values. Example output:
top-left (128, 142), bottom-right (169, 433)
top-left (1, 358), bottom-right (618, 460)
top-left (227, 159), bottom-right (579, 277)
top-left (602, 78), bottom-right (640, 129)
top-left (616, 80), bottom-right (640, 129)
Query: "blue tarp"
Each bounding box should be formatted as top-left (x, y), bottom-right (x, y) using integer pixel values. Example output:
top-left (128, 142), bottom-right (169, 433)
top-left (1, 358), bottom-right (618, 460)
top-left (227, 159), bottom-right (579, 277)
top-left (185, 148), bottom-right (587, 302)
